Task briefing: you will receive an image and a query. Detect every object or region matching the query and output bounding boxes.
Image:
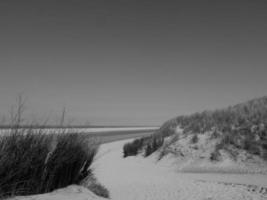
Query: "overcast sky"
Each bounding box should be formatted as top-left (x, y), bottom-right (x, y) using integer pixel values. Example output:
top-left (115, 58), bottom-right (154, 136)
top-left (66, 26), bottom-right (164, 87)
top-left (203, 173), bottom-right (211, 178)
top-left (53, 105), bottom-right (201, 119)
top-left (0, 0), bottom-right (267, 125)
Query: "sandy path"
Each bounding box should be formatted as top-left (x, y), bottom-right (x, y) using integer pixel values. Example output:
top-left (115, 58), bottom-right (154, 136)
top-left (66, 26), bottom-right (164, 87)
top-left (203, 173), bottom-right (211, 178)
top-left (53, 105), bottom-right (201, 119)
top-left (93, 140), bottom-right (267, 200)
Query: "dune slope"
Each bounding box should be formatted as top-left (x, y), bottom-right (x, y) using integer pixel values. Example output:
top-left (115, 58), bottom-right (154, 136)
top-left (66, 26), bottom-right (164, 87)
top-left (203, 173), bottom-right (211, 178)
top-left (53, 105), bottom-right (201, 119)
top-left (93, 140), bottom-right (267, 200)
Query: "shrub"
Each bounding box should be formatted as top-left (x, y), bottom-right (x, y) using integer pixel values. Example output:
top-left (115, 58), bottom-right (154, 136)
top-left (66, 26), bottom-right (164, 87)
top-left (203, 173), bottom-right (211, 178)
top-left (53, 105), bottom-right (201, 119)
top-left (210, 151), bottom-right (221, 161)
top-left (209, 142), bottom-right (223, 161)
top-left (123, 134), bottom-right (165, 158)
top-left (144, 136), bottom-right (164, 157)
top-left (87, 181), bottom-right (109, 198)
top-left (261, 145), bottom-right (267, 160)
top-left (247, 144), bottom-right (261, 155)
top-left (81, 175), bottom-right (109, 198)
top-left (243, 139), bottom-right (261, 155)
top-left (210, 130), bottom-right (221, 139)
top-left (0, 130), bottom-right (98, 198)
top-left (144, 144), bottom-right (152, 157)
top-left (123, 138), bottom-right (145, 157)
top-left (262, 143), bottom-right (267, 150)
top-left (190, 134), bottom-right (199, 144)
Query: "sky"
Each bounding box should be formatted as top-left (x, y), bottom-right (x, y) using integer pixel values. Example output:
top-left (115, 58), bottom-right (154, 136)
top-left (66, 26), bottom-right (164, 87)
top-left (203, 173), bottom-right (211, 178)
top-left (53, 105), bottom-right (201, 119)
top-left (0, 0), bottom-right (267, 126)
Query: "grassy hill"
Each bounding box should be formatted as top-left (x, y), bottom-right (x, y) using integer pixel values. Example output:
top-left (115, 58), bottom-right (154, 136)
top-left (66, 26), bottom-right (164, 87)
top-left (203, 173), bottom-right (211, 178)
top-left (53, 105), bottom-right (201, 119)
top-left (169, 96), bottom-right (267, 158)
top-left (123, 96), bottom-right (267, 172)
top-left (175, 96), bottom-right (267, 135)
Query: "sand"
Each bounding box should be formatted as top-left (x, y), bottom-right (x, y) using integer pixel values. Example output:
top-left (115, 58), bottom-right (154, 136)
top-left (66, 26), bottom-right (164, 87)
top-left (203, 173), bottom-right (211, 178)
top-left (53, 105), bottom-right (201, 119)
top-left (10, 139), bottom-right (267, 200)
top-left (93, 139), bottom-right (267, 200)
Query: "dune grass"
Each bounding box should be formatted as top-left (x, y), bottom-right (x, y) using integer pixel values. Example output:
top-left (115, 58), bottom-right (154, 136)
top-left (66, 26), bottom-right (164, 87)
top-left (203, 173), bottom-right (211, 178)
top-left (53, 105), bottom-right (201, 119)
top-left (122, 119), bottom-right (176, 158)
top-left (123, 138), bottom-right (145, 157)
top-left (0, 129), bottom-right (98, 198)
top-left (81, 174), bottom-right (110, 198)
top-left (123, 134), bottom-right (164, 158)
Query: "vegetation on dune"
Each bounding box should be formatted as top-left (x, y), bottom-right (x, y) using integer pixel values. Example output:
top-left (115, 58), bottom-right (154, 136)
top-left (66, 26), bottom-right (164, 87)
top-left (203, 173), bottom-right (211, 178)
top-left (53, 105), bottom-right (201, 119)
top-left (123, 138), bottom-right (145, 157)
top-left (123, 134), bottom-right (164, 158)
top-left (172, 96), bottom-right (267, 160)
top-left (124, 96), bottom-right (267, 160)
top-left (175, 96), bottom-right (267, 135)
top-left (81, 174), bottom-right (110, 198)
top-left (0, 130), bottom-right (98, 198)
top-left (190, 134), bottom-right (199, 144)
top-left (122, 118), bottom-right (177, 158)
top-left (122, 114), bottom-right (179, 158)
top-left (0, 95), bottom-right (107, 199)
top-left (144, 136), bottom-right (164, 157)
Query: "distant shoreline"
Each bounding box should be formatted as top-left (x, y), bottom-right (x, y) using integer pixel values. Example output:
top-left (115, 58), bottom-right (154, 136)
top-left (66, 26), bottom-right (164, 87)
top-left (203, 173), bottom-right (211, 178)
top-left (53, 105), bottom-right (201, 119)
top-left (0, 125), bottom-right (159, 129)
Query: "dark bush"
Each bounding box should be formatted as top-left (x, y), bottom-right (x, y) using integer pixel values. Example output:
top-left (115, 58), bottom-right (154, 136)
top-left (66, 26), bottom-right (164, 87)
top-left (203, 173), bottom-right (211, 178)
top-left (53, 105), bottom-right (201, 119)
top-left (0, 131), bottom-right (98, 198)
top-left (261, 146), bottom-right (267, 160)
top-left (123, 134), bottom-right (165, 158)
top-left (262, 143), bottom-right (267, 150)
top-left (247, 143), bottom-right (261, 155)
top-left (81, 175), bottom-right (110, 198)
top-left (190, 134), bottom-right (199, 144)
top-left (144, 144), bottom-right (152, 157)
top-left (210, 151), bottom-right (221, 161)
top-left (123, 138), bottom-right (145, 157)
top-left (144, 136), bottom-right (164, 157)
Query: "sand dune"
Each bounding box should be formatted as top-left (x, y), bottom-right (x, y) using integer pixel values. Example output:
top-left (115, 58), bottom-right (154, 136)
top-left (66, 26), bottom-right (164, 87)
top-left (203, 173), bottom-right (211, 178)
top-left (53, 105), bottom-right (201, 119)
top-left (11, 139), bottom-right (267, 200)
top-left (94, 140), bottom-right (267, 200)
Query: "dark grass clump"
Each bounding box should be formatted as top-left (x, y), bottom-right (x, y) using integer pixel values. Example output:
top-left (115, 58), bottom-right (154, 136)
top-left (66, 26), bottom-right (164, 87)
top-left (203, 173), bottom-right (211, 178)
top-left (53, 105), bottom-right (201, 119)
top-left (122, 118), bottom-right (178, 158)
top-left (123, 135), bottom-right (164, 158)
top-left (190, 134), bottom-right (199, 144)
top-left (144, 136), bottom-right (164, 157)
top-left (0, 130), bottom-right (98, 198)
top-left (87, 182), bottom-right (109, 199)
top-left (261, 143), bottom-right (267, 160)
top-left (123, 138), bottom-right (145, 157)
top-left (210, 150), bottom-right (221, 161)
top-left (81, 175), bottom-right (110, 199)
